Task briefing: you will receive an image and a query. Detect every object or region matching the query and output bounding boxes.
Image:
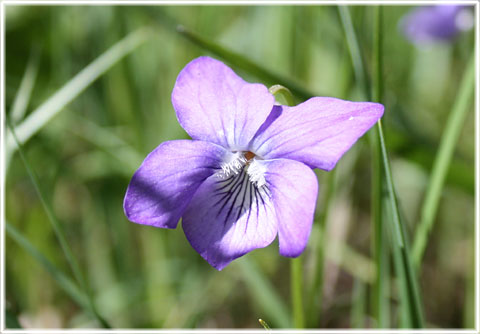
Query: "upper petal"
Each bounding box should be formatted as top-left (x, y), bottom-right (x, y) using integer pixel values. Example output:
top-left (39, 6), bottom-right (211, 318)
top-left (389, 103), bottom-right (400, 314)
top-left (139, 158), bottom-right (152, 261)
top-left (124, 140), bottom-right (227, 229)
top-left (262, 159), bottom-right (318, 257)
top-left (182, 167), bottom-right (277, 270)
top-left (249, 97), bottom-right (384, 171)
top-left (172, 56), bottom-right (275, 150)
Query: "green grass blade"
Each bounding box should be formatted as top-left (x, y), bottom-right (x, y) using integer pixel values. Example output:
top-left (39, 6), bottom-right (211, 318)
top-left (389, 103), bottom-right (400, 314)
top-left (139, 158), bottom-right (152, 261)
top-left (371, 6), bottom-right (389, 328)
top-left (6, 223), bottom-right (88, 310)
top-left (176, 25), bottom-right (317, 101)
top-left (350, 279), bottom-right (366, 328)
top-left (378, 120), bottom-right (424, 328)
top-left (337, 6), bottom-right (370, 99)
top-left (386, 206), bottom-right (411, 327)
top-left (6, 28), bottom-right (151, 154)
top-left (237, 258), bottom-right (291, 328)
top-left (67, 113), bottom-right (143, 172)
top-left (6, 118), bottom-right (111, 328)
top-left (339, 5), bottom-right (424, 327)
top-left (412, 52), bottom-right (475, 267)
top-left (10, 47), bottom-right (40, 124)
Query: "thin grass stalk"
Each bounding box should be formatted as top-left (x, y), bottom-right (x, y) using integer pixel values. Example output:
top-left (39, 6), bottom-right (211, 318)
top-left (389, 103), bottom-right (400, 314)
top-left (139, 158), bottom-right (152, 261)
top-left (371, 6), bottom-right (389, 328)
top-left (6, 118), bottom-right (111, 328)
top-left (385, 200), bottom-right (411, 327)
top-left (306, 169), bottom-right (336, 327)
top-left (350, 280), bottom-right (366, 328)
top-left (291, 256), bottom-right (304, 328)
top-left (339, 4), bottom-right (424, 328)
top-left (237, 259), bottom-right (291, 328)
top-left (10, 47), bottom-right (39, 124)
top-left (337, 6), bottom-right (370, 100)
top-left (378, 120), bottom-right (424, 328)
top-left (338, 5), bottom-right (386, 327)
top-left (6, 223), bottom-right (88, 309)
top-left (412, 52), bottom-right (475, 267)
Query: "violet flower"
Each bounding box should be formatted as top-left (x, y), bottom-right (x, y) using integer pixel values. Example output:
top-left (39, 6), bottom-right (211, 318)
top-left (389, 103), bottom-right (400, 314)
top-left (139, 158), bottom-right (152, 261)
top-left (400, 5), bottom-right (474, 45)
top-left (123, 56), bottom-right (383, 270)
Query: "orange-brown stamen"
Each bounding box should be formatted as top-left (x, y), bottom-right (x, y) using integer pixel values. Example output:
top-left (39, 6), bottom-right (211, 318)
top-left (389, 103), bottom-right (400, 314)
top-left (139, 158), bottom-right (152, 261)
top-left (244, 151), bottom-right (255, 161)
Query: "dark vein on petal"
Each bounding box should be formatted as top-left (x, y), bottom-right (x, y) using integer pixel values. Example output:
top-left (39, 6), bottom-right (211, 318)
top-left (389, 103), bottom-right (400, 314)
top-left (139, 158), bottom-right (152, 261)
top-left (212, 172), bottom-right (243, 205)
top-left (213, 175), bottom-right (237, 193)
top-left (237, 170), bottom-right (249, 222)
top-left (254, 186), bottom-right (262, 222)
top-left (215, 169), bottom-right (247, 218)
top-left (224, 170), bottom-right (248, 226)
top-left (213, 172), bottom-right (242, 198)
top-left (244, 181), bottom-right (253, 234)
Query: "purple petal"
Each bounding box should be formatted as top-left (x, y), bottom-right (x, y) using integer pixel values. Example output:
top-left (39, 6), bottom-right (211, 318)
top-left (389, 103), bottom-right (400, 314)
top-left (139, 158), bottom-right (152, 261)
top-left (172, 56), bottom-right (275, 150)
top-left (249, 97), bottom-right (384, 171)
top-left (182, 168), bottom-right (277, 270)
top-left (262, 159), bottom-right (318, 257)
top-left (124, 140), bottom-right (226, 229)
top-left (400, 5), bottom-right (466, 44)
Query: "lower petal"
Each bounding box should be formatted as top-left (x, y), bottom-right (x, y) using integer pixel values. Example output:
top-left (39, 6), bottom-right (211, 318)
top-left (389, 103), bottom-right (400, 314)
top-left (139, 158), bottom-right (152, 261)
top-left (182, 168), bottom-right (277, 270)
top-left (262, 159), bottom-right (318, 257)
top-left (124, 140), bottom-right (226, 229)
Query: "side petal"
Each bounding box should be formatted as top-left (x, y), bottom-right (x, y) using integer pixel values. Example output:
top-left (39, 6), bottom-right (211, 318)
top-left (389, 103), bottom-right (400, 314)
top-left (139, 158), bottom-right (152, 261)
top-left (262, 159), bottom-right (318, 257)
top-left (250, 97), bottom-right (384, 171)
top-left (182, 169), bottom-right (277, 270)
top-left (172, 56), bottom-right (275, 150)
top-left (124, 140), bottom-right (226, 229)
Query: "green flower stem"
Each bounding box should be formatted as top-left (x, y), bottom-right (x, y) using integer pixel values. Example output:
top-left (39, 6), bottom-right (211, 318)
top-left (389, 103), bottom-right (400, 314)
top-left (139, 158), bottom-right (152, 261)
top-left (412, 51), bottom-right (475, 267)
top-left (269, 84), bottom-right (295, 106)
top-left (306, 169), bottom-right (336, 327)
top-left (291, 256), bottom-right (305, 328)
top-left (270, 84), bottom-right (305, 329)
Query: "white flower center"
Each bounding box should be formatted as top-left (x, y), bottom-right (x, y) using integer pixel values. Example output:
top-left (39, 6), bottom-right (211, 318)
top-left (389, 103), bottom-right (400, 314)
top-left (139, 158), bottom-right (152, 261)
top-left (246, 159), bottom-right (266, 188)
top-left (216, 151), bottom-right (266, 188)
top-left (218, 151), bottom-right (246, 179)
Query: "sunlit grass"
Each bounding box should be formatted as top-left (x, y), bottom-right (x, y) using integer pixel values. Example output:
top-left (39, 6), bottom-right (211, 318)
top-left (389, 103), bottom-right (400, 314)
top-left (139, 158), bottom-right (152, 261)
top-left (4, 4), bottom-right (474, 329)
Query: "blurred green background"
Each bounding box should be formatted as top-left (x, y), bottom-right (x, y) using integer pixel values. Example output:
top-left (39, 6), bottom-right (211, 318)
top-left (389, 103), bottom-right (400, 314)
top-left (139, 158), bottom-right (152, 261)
top-left (4, 5), bottom-right (475, 329)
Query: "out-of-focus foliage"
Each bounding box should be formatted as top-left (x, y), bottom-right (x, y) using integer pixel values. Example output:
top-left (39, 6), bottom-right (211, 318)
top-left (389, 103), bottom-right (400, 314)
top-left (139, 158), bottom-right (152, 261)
top-left (5, 5), bottom-right (475, 329)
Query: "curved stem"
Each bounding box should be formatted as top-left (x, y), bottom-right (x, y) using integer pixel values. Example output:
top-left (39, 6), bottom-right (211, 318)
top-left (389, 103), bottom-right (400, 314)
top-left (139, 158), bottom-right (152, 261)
top-left (269, 84), bottom-right (295, 106)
